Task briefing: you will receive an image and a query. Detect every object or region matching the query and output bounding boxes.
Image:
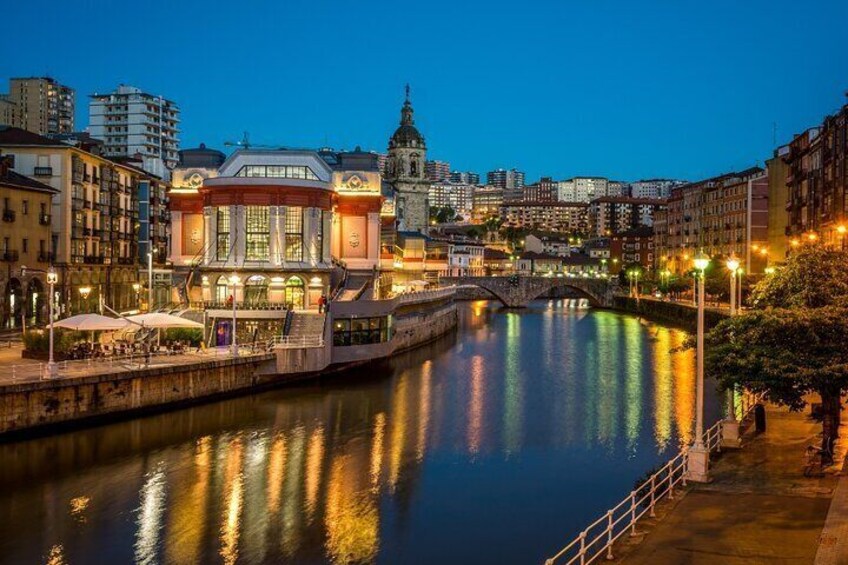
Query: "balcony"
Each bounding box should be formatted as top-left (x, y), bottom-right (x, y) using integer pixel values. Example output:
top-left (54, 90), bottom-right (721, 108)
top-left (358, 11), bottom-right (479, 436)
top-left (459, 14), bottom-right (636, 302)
top-left (116, 257), bottom-right (135, 265)
top-left (83, 255), bottom-right (105, 264)
top-left (83, 227), bottom-right (92, 236)
top-left (39, 213), bottom-right (51, 225)
top-left (33, 166), bottom-right (53, 176)
top-left (83, 200), bottom-right (93, 210)
top-left (1, 250), bottom-right (19, 262)
top-left (37, 251), bottom-right (54, 263)
top-left (2, 209), bottom-right (15, 222)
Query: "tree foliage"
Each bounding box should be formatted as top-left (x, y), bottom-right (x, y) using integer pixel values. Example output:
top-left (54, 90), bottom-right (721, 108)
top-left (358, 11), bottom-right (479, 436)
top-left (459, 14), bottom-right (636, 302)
top-left (751, 244), bottom-right (848, 309)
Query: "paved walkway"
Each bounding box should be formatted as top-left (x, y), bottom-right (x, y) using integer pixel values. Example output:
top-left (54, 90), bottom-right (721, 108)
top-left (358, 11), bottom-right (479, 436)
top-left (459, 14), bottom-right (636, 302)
top-left (614, 404), bottom-right (840, 564)
top-left (0, 345), bottom-right (273, 386)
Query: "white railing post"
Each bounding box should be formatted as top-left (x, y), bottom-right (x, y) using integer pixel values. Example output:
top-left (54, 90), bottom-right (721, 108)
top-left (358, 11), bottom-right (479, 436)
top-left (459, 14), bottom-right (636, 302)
top-left (668, 465), bottom-right (675, 500)
top-left (606, 510), bottom-right (615, 560)
top-left (629, 491), bottom-right (637, 536)
top-left (649, 474), bottom-right (657, 517)
top-left (579, 531), bottom-right (587, 565)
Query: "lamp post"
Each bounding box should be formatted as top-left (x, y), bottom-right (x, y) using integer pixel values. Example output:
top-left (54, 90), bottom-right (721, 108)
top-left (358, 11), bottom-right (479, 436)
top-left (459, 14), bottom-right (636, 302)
top-left (229, 273), bottom-right (240, 357)
top-left (726, 257), bottom-right (740, 315)
top-left (147, 248), bottom-right (154, 312)
top-left (132, 283), bottom-right (141, 310)
top-left (688, 251), bottom-right (711, 482)
top-left (721, 257), bottom-right (742, 448)
top-left (44, 268), bottom-right (58, 379)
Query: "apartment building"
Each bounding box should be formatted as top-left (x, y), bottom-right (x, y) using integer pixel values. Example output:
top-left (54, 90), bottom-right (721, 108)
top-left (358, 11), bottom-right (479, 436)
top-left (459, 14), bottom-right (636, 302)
top-left (1, 77), bottom-right (75, 135)
top-left (89, 85), bottom-right (180, 177)
top-left (588, 196), bottom-right (665, 237)
top-left (500, 201), bottom-right (589, 233)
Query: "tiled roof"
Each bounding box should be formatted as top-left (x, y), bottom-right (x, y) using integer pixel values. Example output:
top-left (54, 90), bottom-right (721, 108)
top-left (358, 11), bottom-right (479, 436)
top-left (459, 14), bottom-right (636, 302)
top-left (0, 168), bottom-right (58, 194)
top-left (0, 126), bottom-right (66, 147)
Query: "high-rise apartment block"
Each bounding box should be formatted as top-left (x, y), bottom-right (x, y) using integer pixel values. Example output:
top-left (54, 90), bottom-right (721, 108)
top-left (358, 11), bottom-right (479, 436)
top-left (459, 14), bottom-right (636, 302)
top-left (588, 196), bottom-right (665, 237)
top-left (521, 177), bottom-right (557, 202)
top-left (425, 160), bottom-right (450, 182)
top-left (486, 168), bottom-right (525, 191)
top-left (0, 77), bottom-right (75, 135)
top-left (449, 170), bottom-right (480, 185)
top-left (89, 85), bottom-right (180, 178)
top-left (429, 182), bottom-right (474, 219)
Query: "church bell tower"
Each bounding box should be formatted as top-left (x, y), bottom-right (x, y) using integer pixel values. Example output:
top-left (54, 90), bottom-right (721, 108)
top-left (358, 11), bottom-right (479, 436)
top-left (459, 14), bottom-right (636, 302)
top-left (385, 85), bottom-right (429, 233)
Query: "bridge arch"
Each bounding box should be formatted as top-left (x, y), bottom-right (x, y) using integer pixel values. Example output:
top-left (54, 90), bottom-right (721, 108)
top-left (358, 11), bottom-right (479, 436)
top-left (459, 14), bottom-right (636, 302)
top-left (443, 276), bottom-right (613, 308)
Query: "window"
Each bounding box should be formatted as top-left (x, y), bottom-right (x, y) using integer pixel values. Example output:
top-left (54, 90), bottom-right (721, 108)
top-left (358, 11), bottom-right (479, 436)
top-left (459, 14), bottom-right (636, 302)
top-left (245, 206), bottom-right (269, 260)
top-left (216, 207), bottom-right (230, 260)
top-left (333, 316), bottom-right (392, 346)
top-left (284, 276), bottom-right (305, 309)
top-left (235, 165), bottom-right (319, 180)
top-left (22, 239), bottom-right (27, 253)
top-left (22, 201), bottom-right (28, 215)
top-left (285, 207), bottom-right (303, 262)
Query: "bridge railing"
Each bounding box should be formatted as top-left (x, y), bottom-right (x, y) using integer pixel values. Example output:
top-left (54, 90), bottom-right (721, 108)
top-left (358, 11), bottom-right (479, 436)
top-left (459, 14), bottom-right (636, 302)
top-left (544, 390), bottom-right (763, 565)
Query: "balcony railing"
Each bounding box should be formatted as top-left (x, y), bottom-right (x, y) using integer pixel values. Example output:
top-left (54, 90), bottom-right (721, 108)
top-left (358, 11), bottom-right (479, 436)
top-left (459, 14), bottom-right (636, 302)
top-left (1, 250), bottom-right (19, 262)
top-left (33, 166), bottom-right (53, 176)
top-left (38, 213), bottom-right (51, 225)
top-left (83, 255), bottom-right (105, 264)
top-left (37, 251), bottom-right (54, 263)
top-left (2, 209), bottom-right (15, 222)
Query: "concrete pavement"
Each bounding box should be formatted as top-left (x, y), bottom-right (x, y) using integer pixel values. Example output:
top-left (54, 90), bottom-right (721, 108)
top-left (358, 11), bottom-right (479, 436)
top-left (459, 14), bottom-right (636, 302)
top-left (613, 404), bottom-right (841, 564)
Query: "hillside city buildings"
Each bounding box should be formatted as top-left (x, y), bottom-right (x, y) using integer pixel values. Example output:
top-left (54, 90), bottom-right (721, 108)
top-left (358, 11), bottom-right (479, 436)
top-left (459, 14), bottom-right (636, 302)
top-left (0, 77), bottom-right (75, 136)
top-left (0, 69), bottom-right (845, 331)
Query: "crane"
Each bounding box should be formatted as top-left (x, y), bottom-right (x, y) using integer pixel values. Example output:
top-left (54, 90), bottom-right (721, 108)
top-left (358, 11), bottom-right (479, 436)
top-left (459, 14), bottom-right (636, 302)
top-left (223, 131), bottom-right (279, 150)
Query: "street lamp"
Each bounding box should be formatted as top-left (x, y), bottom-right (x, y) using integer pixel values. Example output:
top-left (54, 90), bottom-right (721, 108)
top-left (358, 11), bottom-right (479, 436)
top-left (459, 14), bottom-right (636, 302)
top-left (688, 251), bottom-right (711, 482)
top-left (229, 273), bottom-right (240, 357)
top-left (837, 225), bottom-right (846, 250)
top-left (726, 256), bottom-right (740, 316)
top-left (44, 268), bottom-right (58, 379)
top-left (132, 283), bottom-right (141, 309)
top-left (78, 286), bottom-right (92, 313)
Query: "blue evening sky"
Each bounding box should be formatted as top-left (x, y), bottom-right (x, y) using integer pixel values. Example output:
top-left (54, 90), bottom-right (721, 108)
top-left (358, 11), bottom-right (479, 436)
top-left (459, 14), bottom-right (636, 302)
top-left (3, 0), bottom-right (847, 183)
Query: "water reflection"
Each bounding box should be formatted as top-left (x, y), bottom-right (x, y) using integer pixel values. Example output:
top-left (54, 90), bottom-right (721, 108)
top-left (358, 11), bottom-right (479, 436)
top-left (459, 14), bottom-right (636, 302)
top-left (0, 300), bottom-right (718, 565)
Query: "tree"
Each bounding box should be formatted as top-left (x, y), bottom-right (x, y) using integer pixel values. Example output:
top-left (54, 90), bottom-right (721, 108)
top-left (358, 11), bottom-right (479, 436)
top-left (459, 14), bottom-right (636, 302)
top-left (429, 206), bottom-right (457, 225)
top-left (705, 308), bottom-right (848, 461)
top-left (751, 244), bottom-right (848, 308)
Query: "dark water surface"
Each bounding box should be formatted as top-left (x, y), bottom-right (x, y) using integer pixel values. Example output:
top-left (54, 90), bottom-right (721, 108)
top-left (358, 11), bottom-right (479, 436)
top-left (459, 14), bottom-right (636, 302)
top-left (0, 300), bottom-right (720, 565)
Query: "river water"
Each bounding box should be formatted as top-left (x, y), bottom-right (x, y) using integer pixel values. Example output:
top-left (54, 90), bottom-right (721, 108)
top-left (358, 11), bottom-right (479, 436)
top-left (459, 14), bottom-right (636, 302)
top-left (0, 300), bottom-right (720, 565)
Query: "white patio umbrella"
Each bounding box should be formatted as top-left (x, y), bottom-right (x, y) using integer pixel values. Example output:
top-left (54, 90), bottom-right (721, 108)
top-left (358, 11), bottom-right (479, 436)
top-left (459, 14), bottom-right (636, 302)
top-left (50, 313), bottom-right (131, 331)
top-left (407, 280), bottom-right (430, 288)
top-left (126, 313), bottom-right (204, 329)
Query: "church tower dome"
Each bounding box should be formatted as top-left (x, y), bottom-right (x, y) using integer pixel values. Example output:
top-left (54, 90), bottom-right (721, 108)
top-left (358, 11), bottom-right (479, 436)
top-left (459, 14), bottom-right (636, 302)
top-left (384, 85), bottom-right (430, 233)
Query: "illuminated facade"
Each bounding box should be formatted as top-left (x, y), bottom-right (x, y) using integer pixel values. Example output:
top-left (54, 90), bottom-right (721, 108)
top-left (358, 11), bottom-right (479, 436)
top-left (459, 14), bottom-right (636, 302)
top-left (384, 87), bottom-right (429, 233)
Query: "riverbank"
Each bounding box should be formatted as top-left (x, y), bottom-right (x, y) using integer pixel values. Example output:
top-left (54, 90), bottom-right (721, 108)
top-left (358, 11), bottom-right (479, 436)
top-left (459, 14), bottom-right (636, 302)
top-left (609, 402), bottom-right (844, 564)
top-left (613, 295), bottom-right (729, 331)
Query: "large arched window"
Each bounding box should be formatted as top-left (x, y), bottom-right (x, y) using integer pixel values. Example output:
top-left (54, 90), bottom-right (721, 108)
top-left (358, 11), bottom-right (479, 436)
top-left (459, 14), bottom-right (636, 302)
top-left (215, 275), bottom-right (230, 303)
top-left (284, 276), bottom-right (305, 310)
top-left (244, 275), bottom-right (268, 305)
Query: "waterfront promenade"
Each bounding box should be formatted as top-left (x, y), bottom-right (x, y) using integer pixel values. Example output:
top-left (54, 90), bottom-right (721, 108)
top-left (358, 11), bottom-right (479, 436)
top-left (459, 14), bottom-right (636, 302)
top-left (612, 403), bottom-right (846, 564)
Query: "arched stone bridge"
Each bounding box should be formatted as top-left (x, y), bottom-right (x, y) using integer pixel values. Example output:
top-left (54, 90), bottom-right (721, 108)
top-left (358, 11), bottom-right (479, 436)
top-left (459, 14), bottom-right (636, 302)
top-left (441, 275), bottom-right (617, 308)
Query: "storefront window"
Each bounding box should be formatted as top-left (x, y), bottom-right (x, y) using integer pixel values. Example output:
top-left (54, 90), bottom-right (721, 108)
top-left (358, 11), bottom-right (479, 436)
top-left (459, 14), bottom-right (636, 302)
top-left (244, 275), bottom-right (268, 304)
top-left (332, 316), bottom-right (392, 346)
top-left (284, 276), bottom-right (305, 309)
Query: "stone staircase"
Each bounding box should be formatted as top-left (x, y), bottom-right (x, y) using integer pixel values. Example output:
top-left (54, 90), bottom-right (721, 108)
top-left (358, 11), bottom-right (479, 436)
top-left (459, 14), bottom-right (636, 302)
top-left (285, 311), bottom-right (326, 341)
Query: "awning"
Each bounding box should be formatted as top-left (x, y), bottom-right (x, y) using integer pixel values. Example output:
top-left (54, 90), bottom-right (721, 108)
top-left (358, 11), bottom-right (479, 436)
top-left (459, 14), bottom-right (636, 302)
top-left (126, 313), bottom-right (204, 329)
top-left (50, 314), bottom-right (132, 331)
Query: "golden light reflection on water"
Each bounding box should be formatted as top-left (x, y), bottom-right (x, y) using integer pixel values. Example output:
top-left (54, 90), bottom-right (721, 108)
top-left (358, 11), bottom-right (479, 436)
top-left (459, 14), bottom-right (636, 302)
top-left (305, 425), bottom-right (326, 524)
top-left (325, 453), bottom-right (380, 564)
top-left (468, 355), bottom-right (485, 455)
top-left (16, 303), bottom-right (705, 565)
top-left (219, 436), bottom-right (244, 565)
top-left (652, 329), bottom-right (674, 448)
top-left (44, 545), bottom-right (65, 565)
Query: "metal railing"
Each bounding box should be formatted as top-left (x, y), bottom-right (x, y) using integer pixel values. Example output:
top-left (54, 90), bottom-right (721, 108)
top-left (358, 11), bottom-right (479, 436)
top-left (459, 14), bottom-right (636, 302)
top-left (394, 287), bottom-right (457, 306)
top-left (3, 344), bottom-right (277, 384)
top-left (269, 335), bottom-right (324, 349)
top-left (544, 391), bottom-right (763, 565)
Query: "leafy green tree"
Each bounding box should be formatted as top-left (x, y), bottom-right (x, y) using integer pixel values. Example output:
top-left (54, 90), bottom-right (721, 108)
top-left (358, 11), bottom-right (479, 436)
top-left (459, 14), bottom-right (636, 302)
top-left (705, 308), bottom-right (848, 460)
top-left (429, 206), bottom-right (457, 225)
top-left (751, 244), bottom-right (848, 308)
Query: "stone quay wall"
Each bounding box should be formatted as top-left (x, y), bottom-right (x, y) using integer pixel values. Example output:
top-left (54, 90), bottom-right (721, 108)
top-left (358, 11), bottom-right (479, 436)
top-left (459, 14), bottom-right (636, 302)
top-left (0, 354), bottom-right (277, 437)
top-left (614, 296), bottom-right (729, 330)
